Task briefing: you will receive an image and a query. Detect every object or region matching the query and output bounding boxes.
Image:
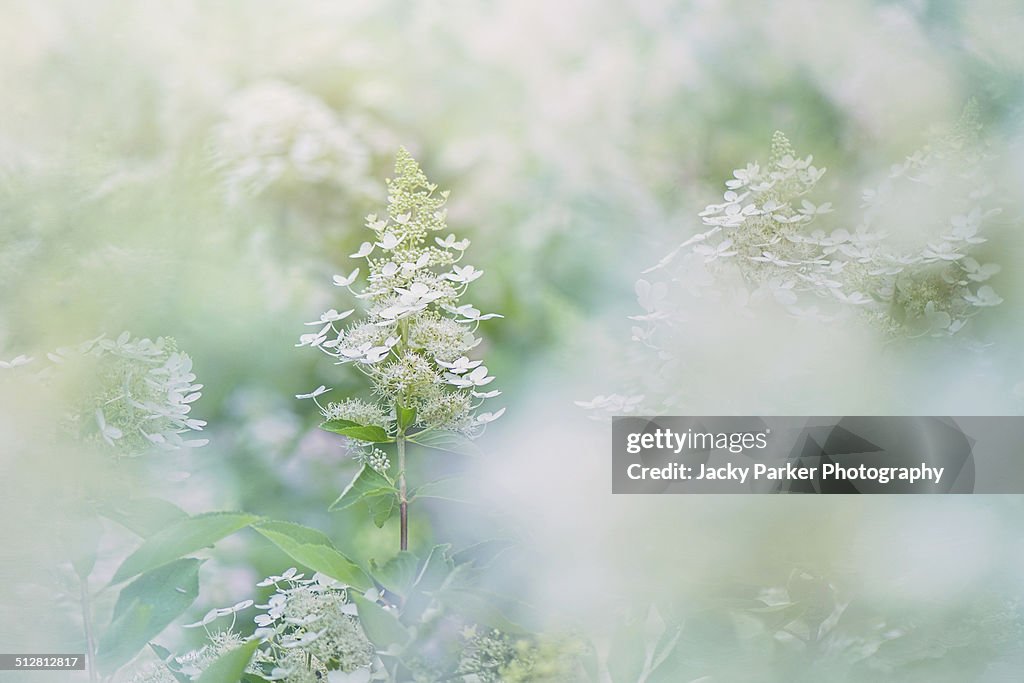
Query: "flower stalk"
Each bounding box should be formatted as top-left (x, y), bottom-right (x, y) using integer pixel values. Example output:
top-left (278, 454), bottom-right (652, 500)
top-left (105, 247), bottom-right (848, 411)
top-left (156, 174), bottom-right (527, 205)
top-left (397, 433), bottom-right (408, 551)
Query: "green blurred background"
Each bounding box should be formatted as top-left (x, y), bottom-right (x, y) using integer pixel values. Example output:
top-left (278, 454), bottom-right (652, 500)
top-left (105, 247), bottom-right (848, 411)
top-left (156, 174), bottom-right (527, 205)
top-left (1, 1), bottom-right (1023, 681)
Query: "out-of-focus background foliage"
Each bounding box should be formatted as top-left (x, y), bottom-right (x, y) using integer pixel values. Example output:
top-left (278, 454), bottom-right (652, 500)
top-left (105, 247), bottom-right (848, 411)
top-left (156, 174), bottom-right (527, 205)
top-left (1, 1), bottom-right (1023, 681)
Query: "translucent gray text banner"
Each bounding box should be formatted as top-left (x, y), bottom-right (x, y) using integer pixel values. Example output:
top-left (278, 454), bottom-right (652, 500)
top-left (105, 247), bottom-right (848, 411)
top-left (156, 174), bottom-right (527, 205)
top-left (612, 416), bottom-right (1024, 494)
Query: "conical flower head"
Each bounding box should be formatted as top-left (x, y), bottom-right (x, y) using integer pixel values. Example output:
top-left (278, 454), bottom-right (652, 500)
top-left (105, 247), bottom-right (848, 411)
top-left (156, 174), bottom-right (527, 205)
top-left (297, 148), bottom-right (504, 453)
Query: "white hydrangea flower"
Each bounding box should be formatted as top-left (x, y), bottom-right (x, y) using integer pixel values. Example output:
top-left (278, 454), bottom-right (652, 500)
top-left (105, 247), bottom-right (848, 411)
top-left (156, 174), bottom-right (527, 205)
top-left (209, 80), bottom-right (374, 202)
top-left (45, 333), bottom-right (208, 456)
top-left (0, 354), bottom-right (32, 369)
top-left (299, 148), bottom-right (504, 446)
top-left (584, 106), bottom-right (1007, 417)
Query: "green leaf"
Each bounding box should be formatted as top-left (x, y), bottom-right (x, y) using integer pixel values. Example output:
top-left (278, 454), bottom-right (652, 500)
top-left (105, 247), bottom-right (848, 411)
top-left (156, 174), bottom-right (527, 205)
top-left (99, 497), bottom-right (189, 538)
top-left (321, 421), bottom-right (393, 443)
top-left (411, 477), bottom-right (470, 503)
top-left (407, 429), bottom-right (481, 456)
top-left (451, 539), bottom-right (514, 569)
top-left (196, 639), bottom-right (260, 683)
top-left (412, 545), bottom-right (455, 595)
top-left (97, 559), bottom-right (202, 676)
top-left (397, 404), bottom-right (416, 431)
top-left (367, 491), bottom-right (397, 528)
top-left (371, 551), bottom-right (420, 598)
top-left (110, 512), bottom-right (258, 585)
top-left (402, 545), bottom-right (455, 623)
top-left (320, 418), bottom-right (361, 432)
top-left (351, 592), bottom-right (411, 651)
top-left (252, 521), bottom-right (371, 590)
top-left (330, 465), bottom-right (395, 511)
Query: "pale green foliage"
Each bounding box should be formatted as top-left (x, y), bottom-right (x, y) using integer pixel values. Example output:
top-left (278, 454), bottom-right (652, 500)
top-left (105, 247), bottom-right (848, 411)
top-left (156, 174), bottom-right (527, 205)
top-left (455, 628), bottom-right (588, 682)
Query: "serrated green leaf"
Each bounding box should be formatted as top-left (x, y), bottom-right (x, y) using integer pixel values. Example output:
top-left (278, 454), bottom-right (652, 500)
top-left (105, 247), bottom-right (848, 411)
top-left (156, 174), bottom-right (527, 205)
top-left (252, 521), bottom-right (371, 590)
top-left (407, 429), bottom-right (481, 456)
top-left (98, 559), bottom-right (202, 676)
top-left (99, 498), bottom-right (189, 538)
top-left (351, 592), bottom-right (411, 651)
top-left (110, 512), bottom-right (258, 585)
top-left (196, 638), bottom-right (260, 683)
top-left (330, 465), bottom-right (395, 511)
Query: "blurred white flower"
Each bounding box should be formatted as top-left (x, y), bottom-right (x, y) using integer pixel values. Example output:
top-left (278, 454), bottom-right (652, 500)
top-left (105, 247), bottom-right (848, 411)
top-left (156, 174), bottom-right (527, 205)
top-left (95, 409), bottom-right (124, 446)
top-left (798, 200), bottom-right (833, 216)
top-left (0, 354), bottom-right (32, 369)
top-left (475, 407), bottom-right (506, 425)
top-left (960, 257), bottom-right (1001, 282)
top-left (922, 242), bottom-right (965, 261)
top-left (575, 394), bottom-right (645, 419)
top-left (963, 285), bottom-right (1003, 307)
top-left (833, 290), bottom-right (873, 305)
top-left (694, 239), bottom-right (737, 263)
top-left (210, 80), bottom-right (373, 201)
